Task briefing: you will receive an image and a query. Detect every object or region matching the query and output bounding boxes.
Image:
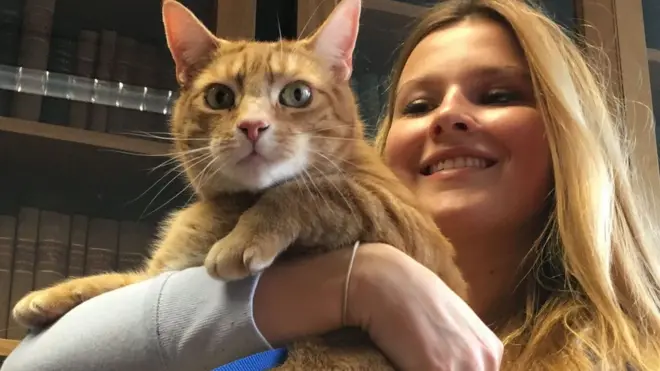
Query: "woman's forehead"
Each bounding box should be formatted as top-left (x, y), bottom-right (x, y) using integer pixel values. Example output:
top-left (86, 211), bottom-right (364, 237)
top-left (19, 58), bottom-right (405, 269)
top-left (398, 17), bottom-right (528, 87)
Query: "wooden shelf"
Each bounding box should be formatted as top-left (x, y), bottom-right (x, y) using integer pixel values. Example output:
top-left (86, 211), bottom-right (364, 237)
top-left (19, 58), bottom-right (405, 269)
top-left (0, 117), bottom-right (170, 155)
top-left (0, 119), bottom-right (189, 221)
top-left (0, 339), bottom-right (18, 357)
top-left (363, 0), bottom-right (428, 18)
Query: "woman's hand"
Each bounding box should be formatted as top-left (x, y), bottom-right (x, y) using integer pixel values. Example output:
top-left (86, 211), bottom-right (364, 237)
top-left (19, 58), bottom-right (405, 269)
top-left (347, 243), bottom-right (503, 371)
top-left (253, 242), bottom-right (502, 370)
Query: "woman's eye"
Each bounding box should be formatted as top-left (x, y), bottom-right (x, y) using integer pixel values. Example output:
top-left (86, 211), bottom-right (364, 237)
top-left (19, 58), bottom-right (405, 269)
top-left (481, 90), bottom-right (520, 105)
top-left (402, 99), bottom-right (434, 115)
top-left (204, 84), bottom-right (235, 110)
top-left (279, 81), bottom-right (312, 108)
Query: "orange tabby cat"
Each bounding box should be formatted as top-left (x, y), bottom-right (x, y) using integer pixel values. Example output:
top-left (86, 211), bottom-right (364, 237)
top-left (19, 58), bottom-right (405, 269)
top-left (13, 0), bottom-right (467, 369)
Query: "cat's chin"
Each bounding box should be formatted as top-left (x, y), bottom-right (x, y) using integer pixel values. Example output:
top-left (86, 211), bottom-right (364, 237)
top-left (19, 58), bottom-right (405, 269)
top-left (200, 156), bottom-right (308, 194)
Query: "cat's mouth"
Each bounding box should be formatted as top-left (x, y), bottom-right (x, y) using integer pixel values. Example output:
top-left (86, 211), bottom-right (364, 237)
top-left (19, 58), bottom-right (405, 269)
top-left (236, 150), bottom-right (267, 166)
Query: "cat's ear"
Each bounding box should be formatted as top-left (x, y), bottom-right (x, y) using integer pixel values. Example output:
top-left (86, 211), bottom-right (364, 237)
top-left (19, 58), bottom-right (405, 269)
top-left (162, 0), bottom-right (220, 85)
top-left (307, 0), bottom-right (361, 81)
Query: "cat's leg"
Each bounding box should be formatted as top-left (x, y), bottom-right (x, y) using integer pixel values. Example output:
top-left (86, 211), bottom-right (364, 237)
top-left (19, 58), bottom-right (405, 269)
top-left (12, 271), bottom-right (146, 328)
top-left (205, 178), bottom-right (365, 280)
top-left (145, 201), bottom-right (235, 274)
top-left (13, 202), bottom-right (228, 329)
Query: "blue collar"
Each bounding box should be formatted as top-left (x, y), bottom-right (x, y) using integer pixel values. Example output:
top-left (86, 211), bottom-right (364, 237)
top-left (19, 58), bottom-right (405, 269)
top-left (213, 348), bottom-right (287, 371)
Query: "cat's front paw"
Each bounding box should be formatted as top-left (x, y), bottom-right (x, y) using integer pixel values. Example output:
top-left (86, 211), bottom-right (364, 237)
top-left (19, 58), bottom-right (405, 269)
top-left (13, 286), bottom-right (83, 329)
top-left (205, 231), bottom-right (282, 281)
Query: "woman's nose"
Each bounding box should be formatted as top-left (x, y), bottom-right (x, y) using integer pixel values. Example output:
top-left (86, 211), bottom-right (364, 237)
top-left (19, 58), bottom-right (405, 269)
top-left (428, 89), bottom-right (478, 139)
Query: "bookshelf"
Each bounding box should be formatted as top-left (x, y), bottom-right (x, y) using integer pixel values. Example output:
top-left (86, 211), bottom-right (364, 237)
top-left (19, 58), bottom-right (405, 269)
top-left (0, 117), bottom-right (170, 155)
top-left (0, 0), bottom-right (214, 351)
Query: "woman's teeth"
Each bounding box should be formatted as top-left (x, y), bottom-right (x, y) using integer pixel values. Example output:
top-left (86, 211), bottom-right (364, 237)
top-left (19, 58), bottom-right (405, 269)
top-left (422, 157), bottom-right (489, 175)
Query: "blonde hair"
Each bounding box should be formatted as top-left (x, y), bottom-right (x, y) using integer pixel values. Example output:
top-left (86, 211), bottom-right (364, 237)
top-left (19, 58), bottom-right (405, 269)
top-left (374, 0), bottom-right (660, 369)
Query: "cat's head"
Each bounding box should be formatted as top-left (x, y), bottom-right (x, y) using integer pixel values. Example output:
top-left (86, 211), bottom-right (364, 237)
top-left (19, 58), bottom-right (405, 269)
top-left (162, 0), bottom-right (364, 198)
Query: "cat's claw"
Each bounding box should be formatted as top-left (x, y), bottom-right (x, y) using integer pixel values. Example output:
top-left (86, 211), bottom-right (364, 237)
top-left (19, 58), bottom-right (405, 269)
top-left (205, 232), bottom-right (280, 281)
top-left (12, 288), bottom-right (82, 329)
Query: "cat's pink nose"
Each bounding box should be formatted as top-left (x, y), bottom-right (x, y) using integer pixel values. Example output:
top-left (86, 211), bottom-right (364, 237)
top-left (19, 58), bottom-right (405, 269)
top-left (237, 120), bottom-right (270, 142)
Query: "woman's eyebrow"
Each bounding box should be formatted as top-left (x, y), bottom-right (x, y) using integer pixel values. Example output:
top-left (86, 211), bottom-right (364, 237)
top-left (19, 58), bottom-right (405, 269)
top-left (471, 65), bottom-right (531, 81)
top-left (395, 65), bottom-right (531, 97)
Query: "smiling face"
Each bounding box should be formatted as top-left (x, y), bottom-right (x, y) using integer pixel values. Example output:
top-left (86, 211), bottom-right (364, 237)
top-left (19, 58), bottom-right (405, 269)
top-left (384, 16), bottom-right (552, 240)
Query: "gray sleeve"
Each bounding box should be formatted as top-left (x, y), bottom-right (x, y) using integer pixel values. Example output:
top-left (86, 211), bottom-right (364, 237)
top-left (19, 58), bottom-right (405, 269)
top-left (0, 267), bottom-right (273, 371)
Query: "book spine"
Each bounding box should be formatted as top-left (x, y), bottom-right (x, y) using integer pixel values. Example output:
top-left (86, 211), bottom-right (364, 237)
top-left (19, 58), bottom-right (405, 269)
top-left (39, 35), bottom-right (77, 125)
top-left (33, 210), bottom-right (70, 290)
top-left (88, 30), bottom-right (117, 133)
top-left (67, 214), bottom-right (88, 277)
top-left (7, 207), bottom-right (38, 340)
top-left (10, 0), bottom-right (56, 121)
top-left (0, 215), bottom-right (17, 339)
top-left (0, 0), bottom-right (24, 117)
top-left (84, 217), bottom-right (118, 275)
top-left (68, 30), bottom-right (99, 130)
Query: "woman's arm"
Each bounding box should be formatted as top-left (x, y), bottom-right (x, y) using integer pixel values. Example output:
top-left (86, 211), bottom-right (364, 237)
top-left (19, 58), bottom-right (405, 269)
top-left (0, 248), bottom-right (351, 371)
top-left (1, 268), bottom-right (271, 371)
top-left (1, 243), bottom-right (503, 371)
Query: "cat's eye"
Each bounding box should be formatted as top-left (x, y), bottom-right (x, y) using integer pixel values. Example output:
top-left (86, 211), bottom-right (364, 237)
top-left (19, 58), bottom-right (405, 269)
top-left (279, 81), bottom-right (312, 108)
top-left (204, 84), bottom-right (235, 110)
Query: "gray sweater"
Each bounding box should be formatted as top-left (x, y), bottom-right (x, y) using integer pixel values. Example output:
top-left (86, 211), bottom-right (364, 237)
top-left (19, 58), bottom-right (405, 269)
top-left (0, 267), bottom-right (272, 371)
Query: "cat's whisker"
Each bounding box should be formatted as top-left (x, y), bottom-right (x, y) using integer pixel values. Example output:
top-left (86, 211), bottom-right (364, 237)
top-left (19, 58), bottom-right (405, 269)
top-left (276, 13), bottom-right (285, 61)
top-left (122, 130), bottom-right (215, 143)
top-left (187, 153), bottom-right (218, 184)
top-left (140, 153), bottom-right (213, 218)
top-left (125, 162), bottom-right (186, 207)
top-left (297, 0), bottom-right (330, 39)
top-left (193, 153), bottom-right (234, 191)
top-left (307, 158), bottom-right (360, 224)
top-left (142, 180), bottom-right (195, 219)
top-left (301, 124), bottom-right (356, 135)
top-left (308, 122), bottom-right (355, 129)
top-left (306, 163), bottom-right (350, 220)
top-left (165, 146), bottom-right (214, 161)
top-left (305, 163), bottom-right (350, 219)
top-left (300, 169), bottom-right (328, 211)
top-left (122, 132), bottom-right (178, 141)
top-left (183, 189), bottom-right (197, 208)
top-left (179, 137), bottom-right (216, 141)
top-left (100, 145), bottom-right (210, 160)
top-left (197, 160), bottom-right (223, 187)
top-left (122, 130), bottom-right (211, 140)
top-left (149, 157), bottom-right (182, 173)
top-left (150, 152), bottom-right (195, 171)
top-left (293, 176), bottom-right (308, 200)
top-left (144, 155), bottom-right (209, 210)
top-left (305, 135), bottom-right (361, 142)
top-left (127, 152), bottom-right (207, 207)
top-left (141, 171), bottom-right (202, 218)
top-left (149, 146), bottom-right (213, 173)
top-left (309, 148), bottom-right (360, 170)
top-left (100, 149), bottom-right (173, 158)
top-left (195, 158), bottom-right (236, 199)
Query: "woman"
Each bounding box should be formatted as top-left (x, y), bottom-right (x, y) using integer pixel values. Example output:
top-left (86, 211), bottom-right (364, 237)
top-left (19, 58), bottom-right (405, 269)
top-left (379, 0), bottom-right (660, 368)
top-left (375, 1), bottom-right (660, 369)
top-left (3, 0), bottom-right (659, 370)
